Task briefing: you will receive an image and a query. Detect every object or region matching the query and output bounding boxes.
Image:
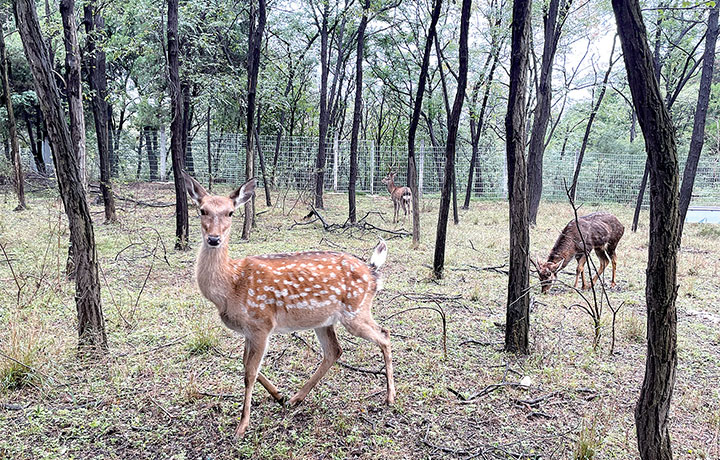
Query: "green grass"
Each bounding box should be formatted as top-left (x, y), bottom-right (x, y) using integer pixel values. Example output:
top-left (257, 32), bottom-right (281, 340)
top-left (1, 183), bottom-right (720, 458)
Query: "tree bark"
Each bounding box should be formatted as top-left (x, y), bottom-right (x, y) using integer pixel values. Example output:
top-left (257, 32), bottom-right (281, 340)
top-left (348, 0), bottom-right (370, 224)
top-left (83, 0), bottom-right (117, 223)
top-left (314, 2), bottom-right (331, 210)
top-left (0, 18), bottom-right (26, 210)
top-left (407, 0), bottom-right (443, 248)
top-left (60, 0), bottom-right (86, 190)
top-left (678, 2), bottom-right (719, 238)
top-left (527, 0), bottom-right (571, 225)
top-left (243, 0), bottom-right (266, 239)
top-left (14, 0), bottom-right (107, 353)
top-left (168, 0), bottom-right (189, 250)
top-left (433, 0), bottom-right (470, 277)
top-left (612, 0), bottom-right (680, 458)
top-left (504, 0), bottom-right (532, 354)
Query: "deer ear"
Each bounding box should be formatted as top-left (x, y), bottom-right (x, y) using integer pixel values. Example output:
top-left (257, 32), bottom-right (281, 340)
top-left (229, 178), bottom-right (256, 209)
top-left (181, 170), bottom-right (207, 206)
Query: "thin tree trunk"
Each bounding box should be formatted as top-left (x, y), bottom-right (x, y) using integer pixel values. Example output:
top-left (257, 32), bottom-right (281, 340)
top-left (408, 0), bottom-right (443, 248)
top-left (433, 0), bottom-right (470, 276)
top-left (504, 0), bottom-right (532, 354)
top-left (83, 0), bottom-right (116, 223)
top-left (632, 160), bottom-right (649, 232)
top-left (14, 0), bottom-right (107, 353)
top-left (314, 2), bottom-right (330, 210)
top-left (206, 105), bottom-right (212, 191)
top-left (243, 0), bottom-right (266, 239)
top-left (135, 131), bottom-right (144, 180)
top-left (527, 0), bottom-right (571, 225)
top-left (0, 17), bottom-right (26, 210)
top-left (168, 0), bottom-right (189, 250)
top-left (255, 127), bottom-right (271, 206)
top-left (182, 81), bottom-right (194, 174)
top-left (612, 0), bottom-right (680, 458)
top-left (678, 2), bottom-right (719, 237)
top-left (60, 0), bottom-right (86, 190)
top-left (349, 0), bottom-right (370, 223)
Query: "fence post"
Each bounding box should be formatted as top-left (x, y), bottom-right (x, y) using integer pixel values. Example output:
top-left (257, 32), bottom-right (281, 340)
top-left (333, 131), bottom-right (339, 192)
top-left (370, 143), bottom-right (375, 195)
top-left (419, 139), bottom-right (425, 196)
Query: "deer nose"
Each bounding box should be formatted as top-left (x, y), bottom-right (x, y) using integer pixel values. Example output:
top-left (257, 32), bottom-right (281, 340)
top-left (207, 236), bottom-right (221, 247)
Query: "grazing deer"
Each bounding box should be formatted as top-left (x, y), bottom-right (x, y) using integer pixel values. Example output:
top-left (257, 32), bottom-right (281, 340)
top-left (535, 212), bottom-right (624, 293)
top-left (181, 171), bottom-right (395, 437)
top-left (381, 172), bottom-right (412, 223)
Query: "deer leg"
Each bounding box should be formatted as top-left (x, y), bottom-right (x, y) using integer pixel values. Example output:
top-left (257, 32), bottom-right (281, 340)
top-left (342, 314), bottom-right (395, 405)
top-left (577, 255), bottom-right (589, 290)
top-left (236, 333), bottom-right (270, 438)
top-left (241, 345), bottom-right (284, 403)
top-left (288, 326), bottom-right (342, 406)
top-left (608, 249), bottom-right (618, 288)
top-left (591, 249), bottom-right (610, 287)
top-left (394, 201), bottom-right (400, 223)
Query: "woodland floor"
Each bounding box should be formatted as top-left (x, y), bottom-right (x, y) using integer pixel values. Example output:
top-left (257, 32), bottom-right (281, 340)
top-left (1, 182), bottom-right (719, 460)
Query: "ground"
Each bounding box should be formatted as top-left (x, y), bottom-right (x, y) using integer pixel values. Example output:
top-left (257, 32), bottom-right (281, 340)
top-left (1, 183), bottom-right (719, 459)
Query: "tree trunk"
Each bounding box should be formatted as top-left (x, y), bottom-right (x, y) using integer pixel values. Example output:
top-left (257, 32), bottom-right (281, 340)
top-left (206, 105), bottom-right (212, 191)
top-left (135, 131), bottom-right (144, 180)
top-left (632, 159), bottom-right (649, 232)
top-left (182, 81), bottom-right (194, 174)
top-left (60, 0), bottom-right (86, 190)
top-left (14, 0), bottom-right (107, 353)
top-left (255, 127), bottom-right (271, 206)
top-left (314, 2), bottom-right (330, 210)
top-left (0, 17), bottom-right (26, 210)
top-left (168, 0), bottom-right (189, 250)
top-left (612, 0), bottom-right (680, 458)
top-left (527, 0), bottom-right (570, 225)
top-left (25, 112), bottom-right (45, 174)
top-left (678, 2), bottom-right (719, 237)
top-left (348, 0), bottom-right (369, 224)
top-left (83, 0), bottom-right (116, 223)
top-left (432, 0), bottom-right (470, 276)
top-left (243, 0), bottom-right (266, 239)
top-left (407, 0), bottom-right (443, 247)
top-left (504, 0), bottom-right (532, 355)
top-left (147, 128), bottom-right (158, 180)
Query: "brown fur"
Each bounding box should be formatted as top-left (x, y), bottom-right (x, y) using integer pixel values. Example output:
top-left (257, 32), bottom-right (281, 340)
top-left (537, 212), bottom-right (625, 293)
top-left (181, 171), bottom-right (395, 438)
top-left (381, 172), bottom-right (412, 223)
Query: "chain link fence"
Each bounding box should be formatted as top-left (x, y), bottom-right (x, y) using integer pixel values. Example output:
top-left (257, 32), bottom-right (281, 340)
top-left (5, 130), bottom-right (720, 206)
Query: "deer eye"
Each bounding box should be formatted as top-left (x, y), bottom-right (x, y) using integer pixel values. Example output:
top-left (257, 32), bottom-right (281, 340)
top-left (200, 209), bottom-right (207, 216)
top-left (228, 211), bottom-right (234, 217)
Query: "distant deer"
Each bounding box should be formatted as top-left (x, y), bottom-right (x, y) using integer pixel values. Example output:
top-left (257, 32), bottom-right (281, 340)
top-left (381, 171), bottom-right (412, 223)
top-left (534, 212), bottom-right (624, 293)
top-left (181, 171), bottom-right (395, 437)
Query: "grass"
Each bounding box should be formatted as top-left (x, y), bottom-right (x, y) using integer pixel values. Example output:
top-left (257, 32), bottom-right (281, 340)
top-left (1, 182), bottom-right (720, 458)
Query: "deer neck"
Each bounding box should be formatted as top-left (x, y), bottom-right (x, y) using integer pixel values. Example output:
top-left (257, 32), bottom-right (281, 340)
top-left (386, 180), bottom-right (396, 195)
top-left (195, 244), bottom-right (234, 307)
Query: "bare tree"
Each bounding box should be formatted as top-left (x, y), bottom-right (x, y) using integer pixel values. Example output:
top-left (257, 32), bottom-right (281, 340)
top-left (407, 0), bottom-right (443, 248)
top-left (433, 0), bottom-right (471, 278)
top-left (527, 0), bottom-right (573, 225)
top-left (83, 0), bottom-right (117, 222)
top-left (504, 0), bottom-right (532, 354)
top-left (14, 0), bottom-right (107, 353)
top-left (348, 0), bottom-right (370, 223)
top-left (612, 0), bottom-right (680, 457)
top-left (678, 2), bottom-right (719, 237)
top-left (0, 16), bottom-right (26, 210)
top-left (242, 0), bottom-right (266, 240)
top-left (168, 0), bottom-right (189, 250)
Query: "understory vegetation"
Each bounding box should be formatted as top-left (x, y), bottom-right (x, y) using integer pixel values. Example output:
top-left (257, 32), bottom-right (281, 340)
top-left (1, 185), bottom-right (719, 459)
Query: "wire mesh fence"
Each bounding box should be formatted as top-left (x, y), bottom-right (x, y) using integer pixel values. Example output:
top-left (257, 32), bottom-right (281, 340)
top-left (5, 130), bottom-right (720, 206)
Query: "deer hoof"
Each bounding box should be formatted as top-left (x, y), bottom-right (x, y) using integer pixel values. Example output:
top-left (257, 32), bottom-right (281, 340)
top-left (234, 421), bottom-right (249, 438)
top-left (288, 393), bottom-right (305, 407)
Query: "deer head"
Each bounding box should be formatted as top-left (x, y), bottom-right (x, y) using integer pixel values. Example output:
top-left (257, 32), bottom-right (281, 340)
top-left (536, 257), bottom-right (564, 294)
top-left (181, 170), bottom-right (256, 248)
top-left (381, 171), bottom-right (397, 186)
